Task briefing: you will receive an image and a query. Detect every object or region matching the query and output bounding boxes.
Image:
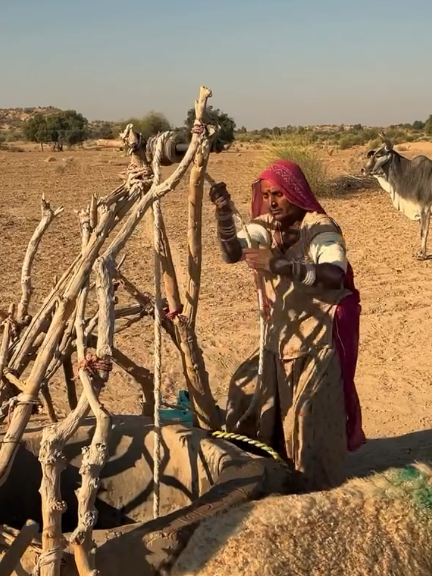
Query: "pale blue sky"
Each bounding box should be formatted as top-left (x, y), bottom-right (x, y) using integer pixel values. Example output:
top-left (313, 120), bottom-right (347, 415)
top-left (1, 0), bottom-right (430, 129)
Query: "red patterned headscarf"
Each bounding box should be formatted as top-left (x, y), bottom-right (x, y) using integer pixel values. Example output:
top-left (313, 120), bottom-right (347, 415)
top-left (251, 159), bottom-right (357, 293)
top-left (251, 159), bottom-right (326, 218)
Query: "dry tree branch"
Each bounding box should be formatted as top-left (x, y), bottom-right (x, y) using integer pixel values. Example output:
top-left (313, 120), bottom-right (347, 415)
top-left (0, 203), bottom-right (126, 488)
top-left (89, 195), bottom-right (98, 231)
top-left (69, 257), bottom-right (113, 576)
top-left (148, 135), bottom-right (183, 322)
top-left (40, 383), bottom-right (57, 424)
top-left (0, 305), bottom-right (15, 402)
top-left (62, 357), bottom-right (78, 410)
top-left (17, 196), bottom-right (64, 326)
top-left (8, 253), bottom-right (81, 375)
top-left (182, 86), bottom-right (216, 328)
top-left (37, 392), bottom-right (98, 576)
top-left (37, 208), bottom-right (93, 576)
top-left (45, 312), bottom-right (77, 383)
top-left (172, 86), bottom-right (221, 431)
top-left (0, 519), bottom-right (39, 576)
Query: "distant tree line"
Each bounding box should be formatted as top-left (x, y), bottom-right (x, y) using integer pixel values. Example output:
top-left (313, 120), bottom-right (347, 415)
top-left (20, 106), bottom-right (237, 151)
top-left (16, 105), bottom-right (432, 153)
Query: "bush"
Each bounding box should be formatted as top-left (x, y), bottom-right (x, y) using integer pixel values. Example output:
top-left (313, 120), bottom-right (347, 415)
top-left (266, 137), bottom-right (330, 197)
top-left (122, 112), bottom-right (172, 140)
top-left (368, 138), bottom-right (381, 149)
top-left (338, 134), bottom-right (365, 150)
top-left (185, 105), bottom-right (236, 151)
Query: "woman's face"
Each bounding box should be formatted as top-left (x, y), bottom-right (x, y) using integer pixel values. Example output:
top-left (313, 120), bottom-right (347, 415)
top-left (260, 179), bottom-right (296, 222)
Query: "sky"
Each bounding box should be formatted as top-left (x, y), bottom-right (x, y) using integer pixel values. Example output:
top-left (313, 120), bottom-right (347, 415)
top-left (1, 0), bottom-right (431, 129)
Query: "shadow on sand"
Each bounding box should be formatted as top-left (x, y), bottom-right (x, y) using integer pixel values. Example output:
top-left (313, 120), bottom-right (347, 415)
top-left (346, 428), bottom-right (432, 479)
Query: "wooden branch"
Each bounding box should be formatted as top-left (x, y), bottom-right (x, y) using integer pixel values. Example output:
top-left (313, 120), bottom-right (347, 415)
top-left (0, 305), bottom-right (15, 403)
top-left (69, 256), bottom-right (113, 576)
top-left (115, 272), bottom-right (178, 347)
top-left (0, 524), bottom-right (41, 553)
top-left (8, 253), bottom-right (81, 374)
top-left (62, 357), bottom-right (78, 410)
top-left (38, 393), bottom-right (95, 576)
top-left (101, 116), bottom-right (203, 263)
top-left (38, 206), bottom-right (93, 576)
top-left (89, 195), bottom-right (98, 231)
top-left (119, 124), bottom-right (151, 172)
top-left (0, 86), bottom-right (212, 491)
top-left (38, 424), bottom-right (69, 576)
top-left (175, 321), bottom-right (220, 430)
top-left (0, 207), bottom-right (120, 488)
top-left (0, 519), bottom-right (39, 576)
top-left (44, 304), bottom-right (148, 388)
top-left (45, 312), bottom-right (77, 383)
top-left (172, 86), bottom-right (221, 430)
top-left (159, 217), bottom-right (183, 315)
top-left (40, 383), bottom-right (57, 423)
top-left (17, 196), bottom-right (63, 325)
top-left (183, 86), bottom-right (215, 327)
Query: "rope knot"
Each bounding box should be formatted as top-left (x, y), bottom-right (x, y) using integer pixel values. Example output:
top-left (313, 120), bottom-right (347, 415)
top-left (32, 545), bottom-right (64, 576)
top-left (192, 123), bottom-right (206, 135)
top-left (76, 351), bottom-right (113, 379)
top-left (164, 304), bottom-right (184, 321)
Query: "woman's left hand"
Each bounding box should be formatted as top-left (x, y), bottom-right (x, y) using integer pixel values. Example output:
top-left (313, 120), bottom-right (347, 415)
top-left (243, 248), bottom-right (274, 272)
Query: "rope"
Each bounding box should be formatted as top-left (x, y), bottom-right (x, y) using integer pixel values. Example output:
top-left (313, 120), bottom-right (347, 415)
top-left (32, 546), bottom-right (63, 576)
top-left (0, 393), bottom-right (40, 424)
top-left (204, 172), bottom-right (268, 431)
top-left (75, 351), bottom-right (113, 380)
top-left (151, 131), bottom-right (171, 519)
top-left (211, 430), bottom-right (290, 470)
top-left (228, 203), bottom-right (267, 431)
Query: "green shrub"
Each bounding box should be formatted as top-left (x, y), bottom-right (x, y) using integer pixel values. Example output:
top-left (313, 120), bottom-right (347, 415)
top-left (266, 138), bottom-right (331, 197)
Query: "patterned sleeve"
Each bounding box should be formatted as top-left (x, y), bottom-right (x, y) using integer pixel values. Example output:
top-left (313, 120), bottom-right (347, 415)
top-left (308, 231), bottom-right (348, 272)
top-left (236, 221), bottom-right (272, 249)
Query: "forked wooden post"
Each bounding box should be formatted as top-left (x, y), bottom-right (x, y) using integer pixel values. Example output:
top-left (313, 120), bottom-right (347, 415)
top-left (174, 86), bottom-right (221, 430)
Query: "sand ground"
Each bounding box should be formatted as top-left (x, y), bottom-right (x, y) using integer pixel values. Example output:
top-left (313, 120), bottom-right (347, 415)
top-left (1, 141), bottom-right (432, 477)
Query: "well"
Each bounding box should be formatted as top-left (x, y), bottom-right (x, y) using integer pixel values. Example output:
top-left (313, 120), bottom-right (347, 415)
top-left (1, 415), bottom-right (279, 575)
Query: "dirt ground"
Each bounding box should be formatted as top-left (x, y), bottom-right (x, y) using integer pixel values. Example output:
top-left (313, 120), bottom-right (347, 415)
top-left (1, 141), bottom-right (432, 477)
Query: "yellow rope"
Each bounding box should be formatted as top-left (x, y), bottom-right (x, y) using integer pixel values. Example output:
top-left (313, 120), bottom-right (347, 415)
top-left (210, 430), bottom-right (290, 470)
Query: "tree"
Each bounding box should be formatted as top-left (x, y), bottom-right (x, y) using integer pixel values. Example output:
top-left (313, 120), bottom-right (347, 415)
top-left (424, 115), bottom-right (432, 136)
top-left (23, 113), bottom-right (49, 151)
top-left (184, 105), bottom-right (236, 152)
top-left (121, 111), bottom-right (172, 140)
top-left (412, 120), bottom-right (425, 130)
top-left (24, 110), bottom-right (89, 150)
top-left (89, 121), bottom-right (117, 140)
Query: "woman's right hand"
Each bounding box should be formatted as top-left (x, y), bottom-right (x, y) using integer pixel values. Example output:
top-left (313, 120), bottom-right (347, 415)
top-left (209, 182), bottom-right (231, 210)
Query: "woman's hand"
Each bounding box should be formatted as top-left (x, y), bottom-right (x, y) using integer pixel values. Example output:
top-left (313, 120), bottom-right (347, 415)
top-left (209, 182), bottom-right (231, 210)
top-left (243, 248), bottom-right (274, 273)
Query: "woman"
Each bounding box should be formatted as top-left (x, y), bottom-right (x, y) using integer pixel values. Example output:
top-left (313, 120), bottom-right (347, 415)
top-left (210, 159), bottom-right (366, 491)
